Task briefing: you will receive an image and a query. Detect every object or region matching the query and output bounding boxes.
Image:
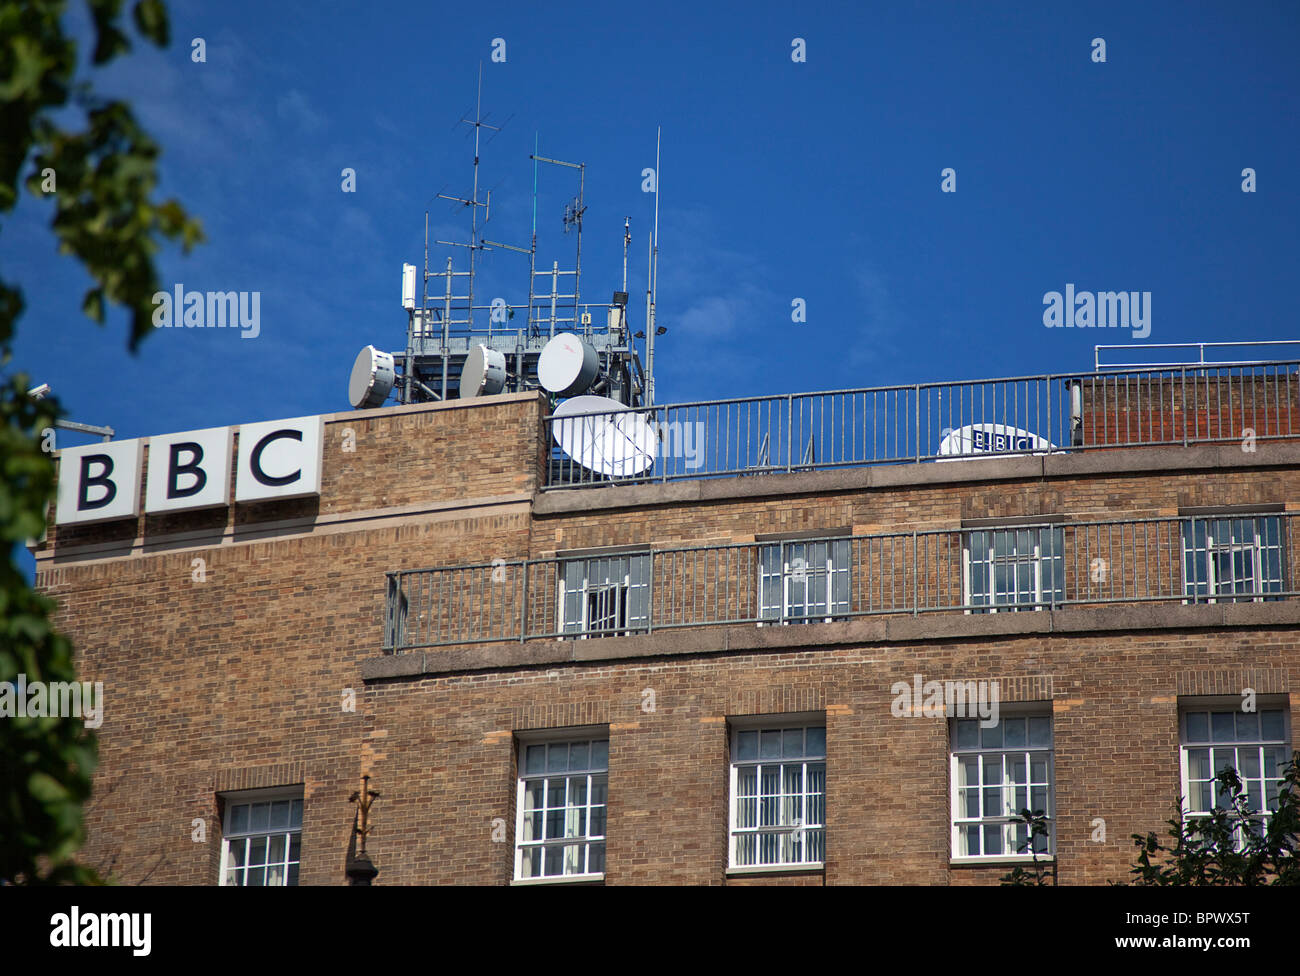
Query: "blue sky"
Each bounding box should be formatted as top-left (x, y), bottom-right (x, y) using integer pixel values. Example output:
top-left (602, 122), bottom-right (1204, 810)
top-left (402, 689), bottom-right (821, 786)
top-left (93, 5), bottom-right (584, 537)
top-left (5, 2), bottom-right (1298, 448)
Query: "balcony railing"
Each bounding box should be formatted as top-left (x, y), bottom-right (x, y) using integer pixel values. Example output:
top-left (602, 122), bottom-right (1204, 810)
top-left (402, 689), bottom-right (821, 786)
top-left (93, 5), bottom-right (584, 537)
top-left (384, 513), bottom-right (1298, 651)
top-left (542, 360), bottom-right (1300, 488)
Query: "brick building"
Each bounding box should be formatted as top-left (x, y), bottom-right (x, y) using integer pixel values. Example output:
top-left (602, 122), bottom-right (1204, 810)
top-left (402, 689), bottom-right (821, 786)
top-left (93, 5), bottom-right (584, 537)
top-left (35, 358), bottom-right (1300, 885)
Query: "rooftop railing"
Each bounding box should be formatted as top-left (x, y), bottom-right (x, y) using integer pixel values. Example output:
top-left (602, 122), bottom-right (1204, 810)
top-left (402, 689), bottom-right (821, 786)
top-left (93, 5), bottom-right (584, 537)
top-left (384, 512), bottom-right (1298, 652)
top-left (542, 360), bottom-right (1300, 488)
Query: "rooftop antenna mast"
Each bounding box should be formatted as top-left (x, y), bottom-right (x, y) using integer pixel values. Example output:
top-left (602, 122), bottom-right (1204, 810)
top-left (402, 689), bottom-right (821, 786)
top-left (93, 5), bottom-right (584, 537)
top-left (528, 146), bottom-right (588, 338)
top-left (645, 127), bottom-right (661, 405)
top-left (423, 63), bottom-right (499, 398)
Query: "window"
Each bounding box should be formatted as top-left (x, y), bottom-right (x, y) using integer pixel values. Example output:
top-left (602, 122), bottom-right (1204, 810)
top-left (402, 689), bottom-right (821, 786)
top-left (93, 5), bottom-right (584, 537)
top-left (1180, 705), bottom-right (1290, 847)
top-left (219, 790), bottom-right (303, 886)
top-left (560, 553), bottom-right (649, 637)
top-left (515, 734), bottom-right (608, 881)
top-left (964, 526), bottom-right (1064, 612)
top-left (951, 714), bottom-right (1054, 859)
top-left (730, 723), bottom-right (826, 868)
top-left (1182, 516), bottom-right (1285, 603)
top-left (758, 539), bottom-right (850, 624)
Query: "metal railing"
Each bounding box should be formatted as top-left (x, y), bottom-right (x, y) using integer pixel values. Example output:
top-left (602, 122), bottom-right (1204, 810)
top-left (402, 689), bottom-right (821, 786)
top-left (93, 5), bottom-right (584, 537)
top-left (542, 360), bottom-right (1300, 488)
top-left (384, 513), bottom-right (1298, 651)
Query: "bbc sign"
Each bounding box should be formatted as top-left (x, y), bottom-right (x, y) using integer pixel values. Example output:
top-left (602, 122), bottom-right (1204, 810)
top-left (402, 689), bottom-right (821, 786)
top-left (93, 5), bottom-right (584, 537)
top-left (55, 416), bottom-right (324, 526)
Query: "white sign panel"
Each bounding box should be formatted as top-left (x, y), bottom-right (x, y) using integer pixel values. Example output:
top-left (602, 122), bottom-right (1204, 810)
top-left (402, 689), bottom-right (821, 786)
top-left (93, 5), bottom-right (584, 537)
top-left (936, 423), bottom-right (1056, 462)
top-left (55, 439), bottom-right (143, 525)
top-left (235, 416), bottom-right (324, 503)
top-left (144, 426), bottom-right (233, 514)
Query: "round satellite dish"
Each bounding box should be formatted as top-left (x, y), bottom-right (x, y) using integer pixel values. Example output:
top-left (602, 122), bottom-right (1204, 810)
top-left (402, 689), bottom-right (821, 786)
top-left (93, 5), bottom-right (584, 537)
top-left (348, 345), bottom-right (396, 409)
top-left (459, 344), bottom-right (507, 398)
top-left (552, 395), bottom-right (657, 478)
top-left (936, 423), bottom-right (1055, 461)
top-left (538, 332), bottom-right (599, 397)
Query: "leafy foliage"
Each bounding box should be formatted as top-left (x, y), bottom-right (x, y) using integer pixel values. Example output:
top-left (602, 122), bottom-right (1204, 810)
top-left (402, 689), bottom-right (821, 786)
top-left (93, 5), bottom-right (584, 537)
top-left (999, 808), bottom-right (1054, 886)
top-left (0, 0), bottom-right (200, 883)
top-left (1125, 753), bottom-right (1300, 886)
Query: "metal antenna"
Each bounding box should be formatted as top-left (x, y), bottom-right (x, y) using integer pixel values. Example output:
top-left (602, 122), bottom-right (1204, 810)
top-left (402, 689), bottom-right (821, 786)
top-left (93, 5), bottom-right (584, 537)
top-left (622, 217), bottom-right (631, 294)
top-left (646, 127), bottom-right (661, 406)
top-left (532, 150), bottom-right (586, 327)
top-left (435, 62), bottom-right (498, 334)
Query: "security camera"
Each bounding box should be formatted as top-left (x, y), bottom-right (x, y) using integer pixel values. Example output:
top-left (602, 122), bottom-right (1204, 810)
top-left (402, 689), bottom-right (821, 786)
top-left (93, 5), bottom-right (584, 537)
top-left (27, 383), bottom-right (50, 399)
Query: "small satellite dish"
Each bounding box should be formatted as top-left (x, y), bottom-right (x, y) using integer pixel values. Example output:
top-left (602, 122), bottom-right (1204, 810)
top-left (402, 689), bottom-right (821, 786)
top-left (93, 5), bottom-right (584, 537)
top-left (459, 344), bottom-right (507, 398)
top-left (936, 423), bottom-right (1055, 461)
top-left (552, 395), bottom-right (657, 478)
top-left (348, 345), bottom-right (396, 409)
top-left (538, 332), bottom-right (599, 397)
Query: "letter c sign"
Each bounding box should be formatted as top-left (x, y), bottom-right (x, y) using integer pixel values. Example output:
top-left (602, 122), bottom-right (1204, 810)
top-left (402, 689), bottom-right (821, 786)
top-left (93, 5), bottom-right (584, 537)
top-left (235, 416), bottom-right (324, 502)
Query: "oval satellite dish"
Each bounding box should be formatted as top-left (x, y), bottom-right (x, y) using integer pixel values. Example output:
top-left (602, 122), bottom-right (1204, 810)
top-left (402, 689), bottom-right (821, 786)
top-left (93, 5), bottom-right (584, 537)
top-left (552, 395), bottom-right (657, 478)
top-left (348, 345), bottom-right (395, 409)
top-left (459, 344), bottom-right (507, 398)
top-left (538, 332), bottom-right (599, 397)
top-left (937, 423), bottom-right (1055, 461)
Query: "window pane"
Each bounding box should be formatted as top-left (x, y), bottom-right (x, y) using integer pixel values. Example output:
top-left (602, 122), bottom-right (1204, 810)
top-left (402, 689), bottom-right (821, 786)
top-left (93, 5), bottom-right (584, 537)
top-left (1004, 718), bottom-right (1026, 747)
top-left (267, 835), bottom-right (286, 862)
top-left (1028, 716), bottom-right (1051, 747)
top-left (590, 740), bottom-right (609, 770)
top-left (246, 867), bottom-right (265, 887)
top-left (268, 800), bottom-right (290, 831)
top-left (760, 730), bottom-right (782, 759)
top-left (736, 730), bottom-right (758, 760)
top-left (289, 834), bottom-right (301, 862)
top-left (1187, 748), bottom-right (1210, 781)
top-left (249, 837), bottom-right (267, 866)
top-left (289, 800), bottom-right (303, 830)
top-left (1235, 712), bottom-right (1260, 742)
top-left (547, 744), bottom-right (568, 772)
top-left (981, 722), bottom-right (1003, 748)
top-left (805, 727), bottom-right (826, 757)
top-left (568, 742), bottom-right (589, 771)
top-left (954, 719), bottom-right (978, 750)
top-left (1261, 710), bottom-right (1284, 741)
top-left (1211, 712), bottom-right (1234, 742)
top-left (229, 804), bottom-right (249, 834)
top-left (525, 744), bottom-right (545, 775)
top-left (783, 728), bottom-right (803, 757)
top-left (1185, 712), bottom-right (1208, 742)
top-left (248, 803), bottom-right (269, 832)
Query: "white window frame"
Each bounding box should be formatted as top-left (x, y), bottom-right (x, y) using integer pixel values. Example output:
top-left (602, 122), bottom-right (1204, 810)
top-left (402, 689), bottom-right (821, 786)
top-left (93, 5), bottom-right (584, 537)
top-left (950, 711), bottom-right (1055, 863)
top-left (218, 786), bottom-right (303, 887)
top-left (728, 718), bottom-right (826, 871)
top-left (963, 525), bottom-right (1064, 613)
top-left (513, 729), bottom-right (608, 884)
top-left (1178, 701), bottom-right (1291, 849)
top-left (757, 538), bottom-right (850, 625)
top-left (1181, 515), bottom-right (1286, 604)
top-left (558, 552), bottom-right (649, 638)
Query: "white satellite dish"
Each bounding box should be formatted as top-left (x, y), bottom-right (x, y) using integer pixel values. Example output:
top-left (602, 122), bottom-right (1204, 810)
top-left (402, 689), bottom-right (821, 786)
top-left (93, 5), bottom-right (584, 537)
top-left (538, 332), bottom-right (599, 397)
top-left (936, 423), bottom-right (1055, 461)
top-left (459, 344), bottom-right (507, 398)
top-left (552, 395), bottom-right (657, 478)
top-left (348, 345), bottom-right (396, 409)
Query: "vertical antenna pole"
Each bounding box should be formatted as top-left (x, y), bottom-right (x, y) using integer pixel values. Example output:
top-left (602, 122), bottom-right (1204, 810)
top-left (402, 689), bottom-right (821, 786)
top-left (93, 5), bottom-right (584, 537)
top-left (622, 217), bottom-right (630, 295)
top-left (442, 256), bottom-right (453, 399)
top-left (529, 133), bottom-right (539, 337)
top-left (574, 163), bottom-right (585, 322)
top-left (647, 126), bottom-right (661, 406)
top-left (467, 62), bottom-right (483, 334)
